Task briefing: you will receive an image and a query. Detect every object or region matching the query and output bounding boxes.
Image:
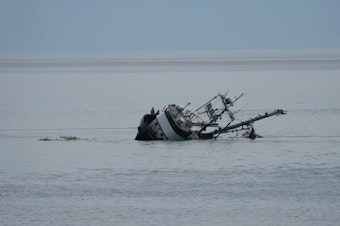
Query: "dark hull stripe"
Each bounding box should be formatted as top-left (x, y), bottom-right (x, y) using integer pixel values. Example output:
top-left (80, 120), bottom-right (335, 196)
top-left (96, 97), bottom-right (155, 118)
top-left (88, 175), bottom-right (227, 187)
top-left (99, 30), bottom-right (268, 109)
top-left (164, 109), bottom-right (191, 139)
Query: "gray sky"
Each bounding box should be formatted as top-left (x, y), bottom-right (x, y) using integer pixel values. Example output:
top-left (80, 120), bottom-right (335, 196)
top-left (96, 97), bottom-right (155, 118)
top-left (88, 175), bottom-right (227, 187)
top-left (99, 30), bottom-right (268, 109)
top-left (1, 0), bottom-right (339, 53)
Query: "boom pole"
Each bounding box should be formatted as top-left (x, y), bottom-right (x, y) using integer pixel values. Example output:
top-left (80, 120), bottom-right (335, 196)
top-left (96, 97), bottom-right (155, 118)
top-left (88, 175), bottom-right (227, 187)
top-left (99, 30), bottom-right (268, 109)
top-left (197, 109), bottom-right (286, 139)
top-left (221, 109), bottom-right (286, 133)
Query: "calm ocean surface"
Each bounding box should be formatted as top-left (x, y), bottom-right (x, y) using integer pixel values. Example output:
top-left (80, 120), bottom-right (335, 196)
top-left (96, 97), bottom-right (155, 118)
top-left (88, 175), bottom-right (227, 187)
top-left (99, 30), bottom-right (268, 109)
top-left (1, 51), bottom-right (340, 225)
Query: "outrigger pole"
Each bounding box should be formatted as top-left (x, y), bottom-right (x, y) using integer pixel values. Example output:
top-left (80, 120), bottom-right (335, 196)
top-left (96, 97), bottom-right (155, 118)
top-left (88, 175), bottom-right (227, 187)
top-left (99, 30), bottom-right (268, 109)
top-left (195, 94), bottom-right (219, 112)
top-left (198, 109), bottom-right (286, 139)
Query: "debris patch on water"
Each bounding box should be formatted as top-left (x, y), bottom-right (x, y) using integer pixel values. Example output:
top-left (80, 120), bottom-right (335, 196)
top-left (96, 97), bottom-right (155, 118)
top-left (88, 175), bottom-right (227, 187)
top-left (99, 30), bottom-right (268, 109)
top-left (39, 135), bottom-right (94, 141)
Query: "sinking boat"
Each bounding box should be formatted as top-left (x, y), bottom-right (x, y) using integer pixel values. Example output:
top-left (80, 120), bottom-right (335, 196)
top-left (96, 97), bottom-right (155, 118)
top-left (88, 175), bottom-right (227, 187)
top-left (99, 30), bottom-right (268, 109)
top-left (135, 92), bottom-right (286, 141)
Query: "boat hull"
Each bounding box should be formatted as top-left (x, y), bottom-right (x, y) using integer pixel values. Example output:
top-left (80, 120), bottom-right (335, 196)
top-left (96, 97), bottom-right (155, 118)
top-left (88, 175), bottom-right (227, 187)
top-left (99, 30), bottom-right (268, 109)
top-left (135, 114), bottom-right (157, 140)
top-left (135, 106), bottom-right (191, 141)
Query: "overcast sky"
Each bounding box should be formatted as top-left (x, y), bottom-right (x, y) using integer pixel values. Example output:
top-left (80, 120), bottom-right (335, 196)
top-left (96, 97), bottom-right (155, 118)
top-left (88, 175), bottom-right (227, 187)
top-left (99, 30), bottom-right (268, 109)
top-left (1, 0), bottom-right (339, 53)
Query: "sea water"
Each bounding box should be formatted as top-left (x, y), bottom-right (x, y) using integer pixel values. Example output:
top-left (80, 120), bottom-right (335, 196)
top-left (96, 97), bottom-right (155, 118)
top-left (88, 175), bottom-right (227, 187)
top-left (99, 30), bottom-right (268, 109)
top-left (0, 51), bottom-right (340, 225)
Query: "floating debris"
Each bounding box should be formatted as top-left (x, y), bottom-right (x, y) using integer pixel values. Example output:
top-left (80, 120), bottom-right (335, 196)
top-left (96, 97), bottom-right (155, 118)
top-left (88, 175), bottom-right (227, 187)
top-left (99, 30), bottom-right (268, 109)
top-left (241, 127), bottom-right (263, 140)
top-left (39, 136), bottom-right (93, 141)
